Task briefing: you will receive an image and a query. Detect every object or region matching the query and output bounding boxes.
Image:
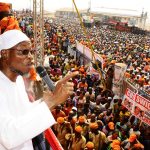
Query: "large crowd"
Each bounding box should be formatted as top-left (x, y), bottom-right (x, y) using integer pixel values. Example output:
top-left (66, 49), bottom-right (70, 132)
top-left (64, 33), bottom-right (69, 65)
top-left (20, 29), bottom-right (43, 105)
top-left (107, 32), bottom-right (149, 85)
top-left (6, 9), bottom-right (150, 150)
top-left (51, 18), bottom-right (150, 94)
top-left (16, 13), bottom-right (150, 93)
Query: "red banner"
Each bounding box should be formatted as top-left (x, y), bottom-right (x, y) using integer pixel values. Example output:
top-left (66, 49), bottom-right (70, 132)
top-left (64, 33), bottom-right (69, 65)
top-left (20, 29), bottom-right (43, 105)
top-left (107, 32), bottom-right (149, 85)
top-left (123, 88), bottom-right (150, 126)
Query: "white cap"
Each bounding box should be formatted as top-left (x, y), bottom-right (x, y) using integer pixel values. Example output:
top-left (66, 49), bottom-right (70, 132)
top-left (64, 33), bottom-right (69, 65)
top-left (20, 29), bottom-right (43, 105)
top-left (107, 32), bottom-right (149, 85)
top-left (72, 106), bottom-right (77, 111)
top-left (0, 29), bottom-right (30, 51)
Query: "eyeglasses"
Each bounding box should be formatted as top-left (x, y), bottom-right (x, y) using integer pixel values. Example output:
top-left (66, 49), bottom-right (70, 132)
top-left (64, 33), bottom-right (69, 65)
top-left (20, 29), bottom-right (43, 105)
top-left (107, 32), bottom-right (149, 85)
top-left (16, 49), bottom-right (35, 55)
top-left (10, 48), bottom-right (35, 56)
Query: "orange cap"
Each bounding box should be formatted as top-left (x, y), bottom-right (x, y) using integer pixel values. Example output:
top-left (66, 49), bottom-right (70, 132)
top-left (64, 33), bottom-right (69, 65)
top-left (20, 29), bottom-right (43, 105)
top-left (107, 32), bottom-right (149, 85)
top-left (112, 145), bottom-right (121, 150)
top-left (108, 122), bottom-right (115, 130)
top-left (0, 2), bottom-right (11, 12)
top-left (90, 122), bottom-right (98, 129)
top-left (86, 141), bottom-right (94, 149)
top-left (111, 140), bottom-right (120, 148)
top-left (57, 117), bottom-right (64, 124)
top-left (78, 116), bottom-right (86, 123)
top-left (75, 125), bottom-right (82, 133)
top-left (0, 16), bottom-right (20, 33)
top-left (129, 133), bottom-right (137, 142)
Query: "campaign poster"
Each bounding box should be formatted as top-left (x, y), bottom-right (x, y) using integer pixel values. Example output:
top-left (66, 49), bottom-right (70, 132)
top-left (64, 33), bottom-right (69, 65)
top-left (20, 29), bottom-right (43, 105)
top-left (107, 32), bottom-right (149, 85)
top-left (134, 94), bottom-right (150, 126)
top-left (112, 63), bottom-right (127, 98)
top-left (122, 88), bottom-right (150, 126)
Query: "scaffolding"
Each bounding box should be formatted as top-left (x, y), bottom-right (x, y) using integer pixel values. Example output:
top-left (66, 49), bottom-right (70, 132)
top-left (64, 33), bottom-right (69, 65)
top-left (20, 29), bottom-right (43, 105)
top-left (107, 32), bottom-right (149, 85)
top-left (33, 0), bottom-right (44, 66)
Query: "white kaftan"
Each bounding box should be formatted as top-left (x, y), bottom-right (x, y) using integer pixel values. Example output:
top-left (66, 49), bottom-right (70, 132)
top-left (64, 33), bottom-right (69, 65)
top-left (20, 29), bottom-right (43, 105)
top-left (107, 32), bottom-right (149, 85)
top-left (0, 71), bottom-right (55, 150)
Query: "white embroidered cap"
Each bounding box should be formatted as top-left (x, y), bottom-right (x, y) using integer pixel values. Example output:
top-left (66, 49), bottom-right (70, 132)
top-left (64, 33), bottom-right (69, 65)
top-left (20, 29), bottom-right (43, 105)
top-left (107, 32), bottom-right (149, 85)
top-left (0, 29), bottom-right (30, 51)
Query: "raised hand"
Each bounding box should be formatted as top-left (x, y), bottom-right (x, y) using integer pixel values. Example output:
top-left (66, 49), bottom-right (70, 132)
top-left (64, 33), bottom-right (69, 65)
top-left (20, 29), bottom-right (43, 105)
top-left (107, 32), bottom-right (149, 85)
top-left (43, 71), bottom-right (78, 110)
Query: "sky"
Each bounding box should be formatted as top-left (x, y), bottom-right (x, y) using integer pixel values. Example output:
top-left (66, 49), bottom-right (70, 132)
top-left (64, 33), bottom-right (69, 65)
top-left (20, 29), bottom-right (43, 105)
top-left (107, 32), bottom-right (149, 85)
top-left (1, 0), bottom-right (150, 17)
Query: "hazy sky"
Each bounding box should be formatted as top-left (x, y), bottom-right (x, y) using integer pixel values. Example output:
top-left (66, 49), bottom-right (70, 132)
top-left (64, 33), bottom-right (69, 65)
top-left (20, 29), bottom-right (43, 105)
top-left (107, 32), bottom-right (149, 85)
top-left (1, 0), bottom-right (150, 16)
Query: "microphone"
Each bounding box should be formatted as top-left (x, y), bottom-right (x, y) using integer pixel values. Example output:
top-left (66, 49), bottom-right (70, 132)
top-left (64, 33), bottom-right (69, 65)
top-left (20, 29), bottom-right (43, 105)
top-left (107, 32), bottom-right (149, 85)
top-left (36, 66), bottom-right (64, 150)
top-left (36, 66), bottom-right (55, 91)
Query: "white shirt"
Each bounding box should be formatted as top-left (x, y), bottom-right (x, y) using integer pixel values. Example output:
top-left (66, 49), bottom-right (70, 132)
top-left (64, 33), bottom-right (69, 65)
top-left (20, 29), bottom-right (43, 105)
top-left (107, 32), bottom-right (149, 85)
top-left (0, 71), bottom-right (56, 150)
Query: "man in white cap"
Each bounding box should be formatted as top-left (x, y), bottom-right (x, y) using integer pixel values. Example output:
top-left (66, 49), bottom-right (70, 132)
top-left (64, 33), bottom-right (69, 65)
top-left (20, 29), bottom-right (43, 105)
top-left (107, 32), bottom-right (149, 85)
top-left (0, 29), bottom-right (78, 150)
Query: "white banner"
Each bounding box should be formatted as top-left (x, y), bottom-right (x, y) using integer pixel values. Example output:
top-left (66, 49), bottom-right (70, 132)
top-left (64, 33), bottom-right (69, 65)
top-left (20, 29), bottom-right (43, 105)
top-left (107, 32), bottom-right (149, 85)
top-left (76, 41), bottom-right (104, 66)
top-left (112, 63), bottom-right (127, 97)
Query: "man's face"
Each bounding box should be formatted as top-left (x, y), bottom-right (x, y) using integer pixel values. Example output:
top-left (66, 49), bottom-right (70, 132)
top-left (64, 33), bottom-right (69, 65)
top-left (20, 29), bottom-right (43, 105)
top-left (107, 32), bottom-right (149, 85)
top-left (134, 107), bottom-right (140, 115)
top-left (7, 41), bottom-right (34, 74)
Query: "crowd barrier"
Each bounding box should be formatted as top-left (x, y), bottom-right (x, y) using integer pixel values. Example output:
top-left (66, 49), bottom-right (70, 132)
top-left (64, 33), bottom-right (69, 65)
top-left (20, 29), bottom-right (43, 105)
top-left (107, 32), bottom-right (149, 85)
top-left (44, 128), bottom-right (63, 150)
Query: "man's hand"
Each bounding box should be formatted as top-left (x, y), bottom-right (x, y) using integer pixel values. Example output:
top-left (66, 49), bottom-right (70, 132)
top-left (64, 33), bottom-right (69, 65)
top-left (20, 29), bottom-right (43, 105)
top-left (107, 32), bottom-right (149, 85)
top-left (43, 71), bottom-right (78, 110)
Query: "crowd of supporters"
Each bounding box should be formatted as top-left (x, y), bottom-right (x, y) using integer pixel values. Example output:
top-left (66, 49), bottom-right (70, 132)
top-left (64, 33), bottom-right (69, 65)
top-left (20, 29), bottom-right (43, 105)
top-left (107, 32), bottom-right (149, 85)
top-left (6, 9), bottom-right (150, 150)
top-left (16, 13), bottom-right (149, 94)
top-left (12, 11), bottom-right (150, 94)
top-left (50, 18), bottom-right (150, 94)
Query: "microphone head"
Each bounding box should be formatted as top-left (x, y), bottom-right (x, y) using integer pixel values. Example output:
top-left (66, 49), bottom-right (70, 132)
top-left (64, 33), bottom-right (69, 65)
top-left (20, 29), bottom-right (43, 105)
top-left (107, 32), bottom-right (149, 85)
top-left (36, 66), bottom-right (47, 78)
